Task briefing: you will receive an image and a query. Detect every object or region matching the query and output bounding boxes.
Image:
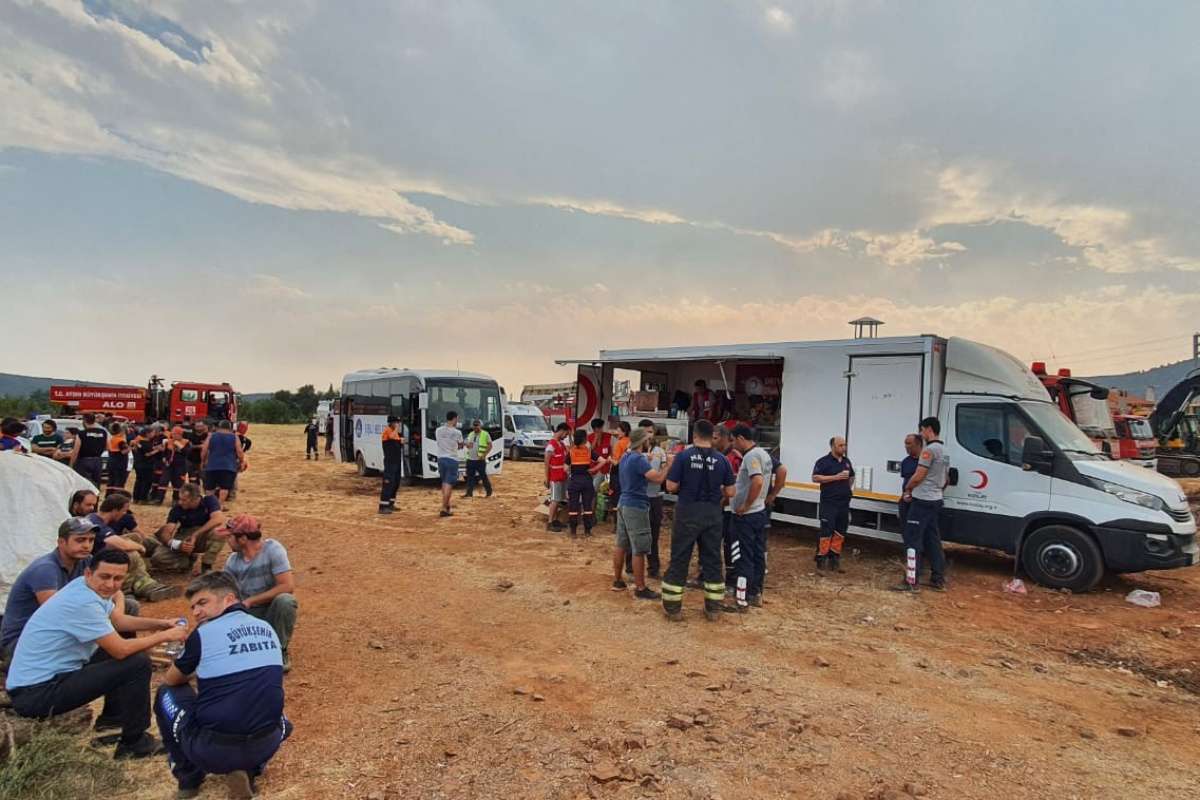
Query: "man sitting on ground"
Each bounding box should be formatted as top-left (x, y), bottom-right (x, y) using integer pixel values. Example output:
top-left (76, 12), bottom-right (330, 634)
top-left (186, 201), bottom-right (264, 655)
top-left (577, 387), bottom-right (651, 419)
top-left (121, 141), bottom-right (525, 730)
top-left (222, 514), bottom-right (298, 673)
top-left (5, 549), bottom-right (187, 759)
top-left (157, 572), bottom-right (292, 799)
top-left (1, 517), bottom-right (96, 660)
top-left (88, 494), bottom-right (181, 602)
top-left (151, 483), bottom-right (227, 577)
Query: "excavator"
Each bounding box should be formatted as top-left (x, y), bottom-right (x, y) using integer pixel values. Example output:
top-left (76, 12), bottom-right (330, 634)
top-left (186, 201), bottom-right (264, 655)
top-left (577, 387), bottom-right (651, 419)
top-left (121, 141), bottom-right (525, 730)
top-left (1149, 369), bottom-right (1200, 477)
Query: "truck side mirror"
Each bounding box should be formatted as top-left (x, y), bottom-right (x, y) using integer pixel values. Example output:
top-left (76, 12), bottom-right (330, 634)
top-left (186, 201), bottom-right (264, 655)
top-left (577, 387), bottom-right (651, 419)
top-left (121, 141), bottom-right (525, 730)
top-left (1021, 436), bottom-right (1053, 473)
top-left (1090, 386), bottom-right (1110, 400)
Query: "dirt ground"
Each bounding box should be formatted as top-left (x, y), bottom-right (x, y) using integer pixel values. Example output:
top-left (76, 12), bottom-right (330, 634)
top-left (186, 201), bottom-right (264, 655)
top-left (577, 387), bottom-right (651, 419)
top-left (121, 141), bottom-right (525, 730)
top-left (119, 425), bottom-right (1200, 800)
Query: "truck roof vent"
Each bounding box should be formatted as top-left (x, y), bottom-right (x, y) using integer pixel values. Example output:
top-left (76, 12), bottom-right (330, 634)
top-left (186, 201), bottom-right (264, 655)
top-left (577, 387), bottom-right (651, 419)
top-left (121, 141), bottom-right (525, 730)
top-left (848, 316), bottom-right (884, 338)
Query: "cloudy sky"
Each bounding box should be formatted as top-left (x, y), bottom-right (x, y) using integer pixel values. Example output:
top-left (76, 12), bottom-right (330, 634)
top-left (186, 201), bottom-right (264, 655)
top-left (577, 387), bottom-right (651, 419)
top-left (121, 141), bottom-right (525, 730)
top-left (2, 0), bottom-right (1198, 394)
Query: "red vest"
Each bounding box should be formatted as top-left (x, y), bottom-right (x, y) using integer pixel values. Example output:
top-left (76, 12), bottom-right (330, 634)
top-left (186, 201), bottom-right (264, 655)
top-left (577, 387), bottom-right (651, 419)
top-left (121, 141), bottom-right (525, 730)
top-left (547, 438), bottom-right (568, 482)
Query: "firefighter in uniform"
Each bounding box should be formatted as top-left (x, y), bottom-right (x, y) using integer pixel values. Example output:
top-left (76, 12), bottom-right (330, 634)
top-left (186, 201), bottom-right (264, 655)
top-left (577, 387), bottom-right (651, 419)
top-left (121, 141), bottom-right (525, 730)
top-left (155, 572), bottom-right (291, 799)
top-left (378, 416), bottom-right (404, 515)
top-left (660, 420), bottom-right (735, 622)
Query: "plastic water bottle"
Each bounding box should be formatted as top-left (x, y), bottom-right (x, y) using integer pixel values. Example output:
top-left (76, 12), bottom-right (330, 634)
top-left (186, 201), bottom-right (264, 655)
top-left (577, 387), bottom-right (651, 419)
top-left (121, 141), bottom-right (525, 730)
top-left (905, 548), bottom-right (918, 586)
top-left (164, 618), bottom-right (188, 657)
top-left (736, 576), bottom-right (748, 608)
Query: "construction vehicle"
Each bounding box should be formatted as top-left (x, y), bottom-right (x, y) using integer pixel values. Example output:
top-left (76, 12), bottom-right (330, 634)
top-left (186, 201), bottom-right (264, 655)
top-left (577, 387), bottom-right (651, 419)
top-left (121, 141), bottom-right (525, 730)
top-left (1148, 369), bottom-right (1200, 477)
top-left (50, 375), bottom-right (237, 424)
top-left (1030, 362), bottom-right (1121, 458)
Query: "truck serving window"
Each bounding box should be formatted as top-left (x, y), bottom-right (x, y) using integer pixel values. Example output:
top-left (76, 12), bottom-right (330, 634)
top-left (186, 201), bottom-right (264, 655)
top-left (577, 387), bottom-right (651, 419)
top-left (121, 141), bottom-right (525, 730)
top-left (956, 405), bottom-right (1035, 467)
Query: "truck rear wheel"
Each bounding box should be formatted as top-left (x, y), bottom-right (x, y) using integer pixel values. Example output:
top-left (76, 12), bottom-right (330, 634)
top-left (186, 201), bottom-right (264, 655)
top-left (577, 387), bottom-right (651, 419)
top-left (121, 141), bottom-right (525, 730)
top-left (1020, 525), bottom-right (1104, 593)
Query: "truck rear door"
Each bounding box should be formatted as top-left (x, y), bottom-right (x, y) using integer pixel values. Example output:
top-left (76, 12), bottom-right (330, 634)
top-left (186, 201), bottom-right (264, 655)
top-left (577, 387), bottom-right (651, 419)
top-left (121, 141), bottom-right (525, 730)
top-left (845, 355), bottom-right (924, 498)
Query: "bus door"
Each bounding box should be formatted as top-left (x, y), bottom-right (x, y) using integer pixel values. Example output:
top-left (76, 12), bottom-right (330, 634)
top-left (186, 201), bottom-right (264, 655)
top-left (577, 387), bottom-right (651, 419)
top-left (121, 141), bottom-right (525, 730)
top-left (339, 398), bottom-right (355, 462)
top-left (407, 392), bottom-right (424, 478)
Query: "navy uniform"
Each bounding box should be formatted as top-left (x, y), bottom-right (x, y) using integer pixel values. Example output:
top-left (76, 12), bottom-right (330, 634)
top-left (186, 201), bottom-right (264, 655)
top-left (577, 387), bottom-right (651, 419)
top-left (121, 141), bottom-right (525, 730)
top-left (378, 418), bottom-right (404, 514)
top-left (660, 445), bottom-right (735, 620)
top-left (898, 453), bottom-right (919, 524)
top-left (812, 452), bottom-right (854, 571)
top-left (154, 604), bottom-right (291, 794)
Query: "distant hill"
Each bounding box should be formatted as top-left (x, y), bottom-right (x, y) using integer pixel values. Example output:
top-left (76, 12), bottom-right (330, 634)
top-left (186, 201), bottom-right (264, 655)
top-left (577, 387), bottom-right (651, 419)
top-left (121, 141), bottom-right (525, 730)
top-left (0, 372), bottom-right (138, 396)
top-left (1086, 359), bottom-right (1199, 399)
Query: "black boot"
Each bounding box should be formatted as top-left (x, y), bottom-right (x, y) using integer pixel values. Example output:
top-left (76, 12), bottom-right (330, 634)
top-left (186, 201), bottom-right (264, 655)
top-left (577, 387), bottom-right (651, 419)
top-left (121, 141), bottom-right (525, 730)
top-left (815, 555), bottom-right (827, 572)
top-left (828, 553), bottom-right (843, 573)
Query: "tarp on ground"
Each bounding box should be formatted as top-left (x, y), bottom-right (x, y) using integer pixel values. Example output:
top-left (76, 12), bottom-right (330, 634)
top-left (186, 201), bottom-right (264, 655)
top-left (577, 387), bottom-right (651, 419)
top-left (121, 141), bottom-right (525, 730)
top-left (0, 451), bottom-right (96, 607)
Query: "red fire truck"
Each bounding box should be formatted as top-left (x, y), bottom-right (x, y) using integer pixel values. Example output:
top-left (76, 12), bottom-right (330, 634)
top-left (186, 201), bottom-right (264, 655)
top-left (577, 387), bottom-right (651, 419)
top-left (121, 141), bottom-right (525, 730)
top-left (49, 375), bottom-right (237, 424)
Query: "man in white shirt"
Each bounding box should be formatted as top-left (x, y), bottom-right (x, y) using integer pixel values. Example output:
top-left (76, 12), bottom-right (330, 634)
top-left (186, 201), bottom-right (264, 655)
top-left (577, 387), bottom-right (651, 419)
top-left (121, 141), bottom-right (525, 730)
top-left (435, 411), bottom-right (465, 517)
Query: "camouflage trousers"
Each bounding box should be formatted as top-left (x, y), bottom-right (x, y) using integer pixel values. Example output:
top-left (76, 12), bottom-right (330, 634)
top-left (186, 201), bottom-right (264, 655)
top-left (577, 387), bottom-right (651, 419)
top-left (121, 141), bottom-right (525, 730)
top-left (149, 526), bottom-right (226, 573)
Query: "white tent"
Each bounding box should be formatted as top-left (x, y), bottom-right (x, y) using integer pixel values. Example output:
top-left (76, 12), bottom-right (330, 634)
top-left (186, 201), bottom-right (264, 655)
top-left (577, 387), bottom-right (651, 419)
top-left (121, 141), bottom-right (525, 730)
top-left (0, 452), bottom-right (95, 606)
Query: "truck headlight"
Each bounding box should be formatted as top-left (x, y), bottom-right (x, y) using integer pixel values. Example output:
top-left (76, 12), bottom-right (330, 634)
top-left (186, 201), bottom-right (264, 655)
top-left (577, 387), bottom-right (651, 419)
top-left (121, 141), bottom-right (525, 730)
top-left (1088, 478), bottom-right (1167, 512)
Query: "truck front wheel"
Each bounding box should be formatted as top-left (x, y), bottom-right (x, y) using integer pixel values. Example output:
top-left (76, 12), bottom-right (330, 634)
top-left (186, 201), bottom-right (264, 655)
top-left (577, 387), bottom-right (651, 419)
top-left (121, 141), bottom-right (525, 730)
top-left (1020, 525), bottom-right (1105, 592)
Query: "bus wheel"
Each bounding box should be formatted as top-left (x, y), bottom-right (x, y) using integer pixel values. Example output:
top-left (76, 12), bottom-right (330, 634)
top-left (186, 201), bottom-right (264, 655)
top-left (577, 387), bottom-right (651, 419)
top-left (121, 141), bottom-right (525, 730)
top-left (1020, 525), bottom-right (1104, 593)
top-left (355, 452), bottom-right (367, 477)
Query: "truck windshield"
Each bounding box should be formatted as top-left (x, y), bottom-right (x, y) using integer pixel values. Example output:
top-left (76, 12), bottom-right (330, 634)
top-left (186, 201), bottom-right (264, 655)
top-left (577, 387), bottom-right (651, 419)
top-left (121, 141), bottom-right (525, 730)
top-left (512, 414), bottom-right (550, 432)
top-left (1126, 418), bottom-right (1153, 439)
top-left (426, 379), bottom-right (503, 435)
top-left (1066, 388), bottom-right (1117, 438)
top-left (1022, 401), bottom-right (1103, 457)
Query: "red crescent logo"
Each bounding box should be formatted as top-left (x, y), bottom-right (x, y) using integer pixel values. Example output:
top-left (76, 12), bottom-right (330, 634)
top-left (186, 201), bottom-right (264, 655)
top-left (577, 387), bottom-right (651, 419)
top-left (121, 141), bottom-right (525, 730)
top-left (971, 470), bottom-right (988, 490)
top-left (576, 375), bottom-right (598, 428)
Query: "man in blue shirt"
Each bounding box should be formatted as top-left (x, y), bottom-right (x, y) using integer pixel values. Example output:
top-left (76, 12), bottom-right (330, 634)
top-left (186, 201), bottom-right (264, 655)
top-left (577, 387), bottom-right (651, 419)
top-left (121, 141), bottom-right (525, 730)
top-left (611, 429), bottom-right (671, 600)
top-left (811, 436), bottom-right (855, 573)
top-left (5, 549), bottom-right (187, 759)
top-left (661, 420), bottom-right (736, 621)
top-left (1, 517), bottom-right (96, 657)
top-left (156, 571), bottom-right (292, 799)
top-left (898, 433), bottom-right (921, 525)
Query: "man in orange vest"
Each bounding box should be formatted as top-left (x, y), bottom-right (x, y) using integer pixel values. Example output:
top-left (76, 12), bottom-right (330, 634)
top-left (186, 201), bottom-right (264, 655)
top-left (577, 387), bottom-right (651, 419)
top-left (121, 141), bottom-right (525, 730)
top-left (378, 417), bottom-right (404, 515)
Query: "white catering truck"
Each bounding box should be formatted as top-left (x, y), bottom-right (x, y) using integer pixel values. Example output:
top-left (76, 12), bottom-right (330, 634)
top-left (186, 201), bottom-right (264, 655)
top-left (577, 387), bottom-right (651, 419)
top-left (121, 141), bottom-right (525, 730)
top-left (558, 335), bottom-right (1197, 591)
top-left (334, 369), bottom-right (504, 483)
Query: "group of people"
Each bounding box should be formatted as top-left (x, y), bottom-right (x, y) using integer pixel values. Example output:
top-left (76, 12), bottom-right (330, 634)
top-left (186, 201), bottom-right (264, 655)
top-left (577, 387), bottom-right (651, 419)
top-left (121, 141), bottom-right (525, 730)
top-left (541, 411), bottom-right (950, 621)
top-left (1, 412), bottom-right (300, 798)
top-left (377, 411), bottom-right (495, 516)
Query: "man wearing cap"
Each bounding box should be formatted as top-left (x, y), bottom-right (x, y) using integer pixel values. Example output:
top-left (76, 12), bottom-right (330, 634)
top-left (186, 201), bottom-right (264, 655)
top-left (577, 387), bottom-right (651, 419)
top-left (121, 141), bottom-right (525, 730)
top-left (611, 428), bottom-right (672, 600)
top-left (463, 419), bottom-right (493, 498)
top-left (222, 514), bottom-right (297, 673)
top-left (378, 416), bottom-right (404, 515)
top-left (156, 571), bottom-right (292, 799)
top-left (6, 549), bottom-right (186, 760)
top-left (1, 517), bottom-right (97, 660)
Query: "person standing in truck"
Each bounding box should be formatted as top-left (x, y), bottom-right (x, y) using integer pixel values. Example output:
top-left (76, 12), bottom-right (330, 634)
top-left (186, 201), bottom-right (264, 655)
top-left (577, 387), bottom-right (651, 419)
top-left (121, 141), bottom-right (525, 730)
top-left (689, 380), bottom-right (719, 424)
top-left (895, 418), bottom-right (949, 592)
top-left (812, 436), bottom-right (854, 573)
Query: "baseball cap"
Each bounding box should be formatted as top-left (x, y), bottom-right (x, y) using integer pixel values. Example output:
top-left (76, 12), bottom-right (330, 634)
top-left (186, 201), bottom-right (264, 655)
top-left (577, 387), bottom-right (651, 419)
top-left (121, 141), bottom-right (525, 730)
top-left (225, 513), bottom-right (262, 538)
top-left (59, 516), bottom-right (100, 538)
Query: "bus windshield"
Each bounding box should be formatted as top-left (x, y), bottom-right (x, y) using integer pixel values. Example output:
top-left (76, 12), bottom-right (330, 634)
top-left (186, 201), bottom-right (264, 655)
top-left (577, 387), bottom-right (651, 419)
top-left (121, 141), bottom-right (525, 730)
top-left (426, 379), bottom-right (503, 434)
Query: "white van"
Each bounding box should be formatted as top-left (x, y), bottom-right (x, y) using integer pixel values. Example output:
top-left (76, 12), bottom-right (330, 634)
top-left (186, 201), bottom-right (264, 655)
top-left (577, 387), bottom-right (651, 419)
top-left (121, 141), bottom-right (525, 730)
top-left (503, 402), bottom-right (554, 460)
top-left (559, 335), bottom-right (1196, 591)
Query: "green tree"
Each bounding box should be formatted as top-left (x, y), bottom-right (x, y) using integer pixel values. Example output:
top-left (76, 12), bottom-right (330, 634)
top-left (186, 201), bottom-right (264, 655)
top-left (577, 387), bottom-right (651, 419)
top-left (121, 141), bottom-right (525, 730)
top-left (294, 384), bottom-right (318, 417)
top-left (241, 398), bottom-right (295, 424)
